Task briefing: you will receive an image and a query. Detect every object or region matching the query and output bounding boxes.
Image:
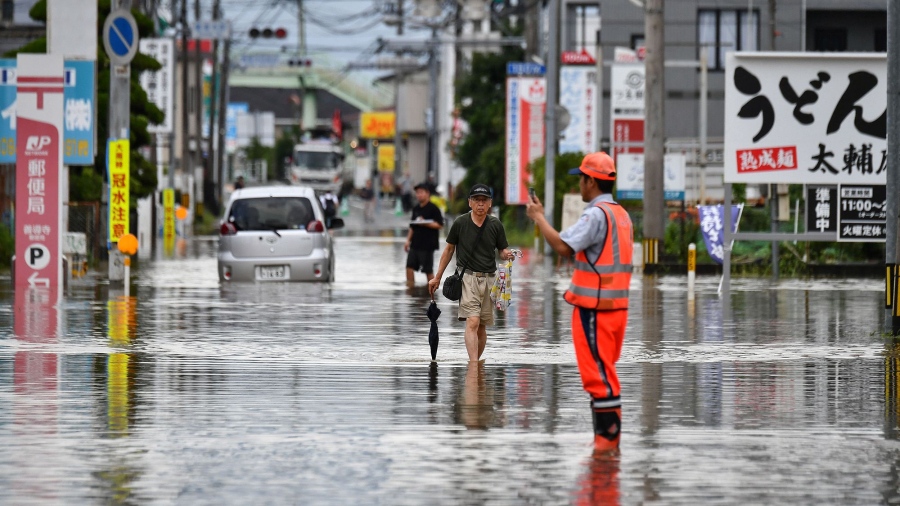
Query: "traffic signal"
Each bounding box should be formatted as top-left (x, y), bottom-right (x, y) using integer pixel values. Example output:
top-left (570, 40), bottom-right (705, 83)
top-left (288, 58), bottom-right (311, 67)
top-left (249, 27), bottom-right (287, 39)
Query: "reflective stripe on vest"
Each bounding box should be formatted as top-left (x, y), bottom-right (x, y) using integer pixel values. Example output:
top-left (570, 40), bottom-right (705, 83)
top-left (564, 202), bottom-right (633, 310)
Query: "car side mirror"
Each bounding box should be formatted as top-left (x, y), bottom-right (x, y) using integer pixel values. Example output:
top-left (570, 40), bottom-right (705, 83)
top-left (328, 217), bottom-right (345, 230)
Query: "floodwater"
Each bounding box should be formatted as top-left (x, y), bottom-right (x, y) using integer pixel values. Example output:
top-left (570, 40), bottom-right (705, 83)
top-left (0, 231), bottom-right (896, 504)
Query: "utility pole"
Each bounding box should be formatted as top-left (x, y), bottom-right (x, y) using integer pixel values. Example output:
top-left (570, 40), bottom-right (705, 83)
top-left (298, 0), bottom-right (306, 56)
top-left (180, 0), bottom-right (189, 191)
top-left (194, 0), bottom-right (203, 213)
top-left (216, 37), bottom-right (231, 207)
top-left (427, 27), bottom-right (439, 179)
top-left (544, 0), bottom-right (559, 265)
top-left (523, 0), bottom-right (539, 60)
top-left (205, 0), bottom-right (220, 215)
top-left (887, 0), bottom-right (900, 333)
top-left (108, 0), bottom-right (133, 281)
top-left (643, 0), bottom-right (664, 266)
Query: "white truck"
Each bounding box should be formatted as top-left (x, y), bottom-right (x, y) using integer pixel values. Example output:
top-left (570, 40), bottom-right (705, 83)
top-left (289, 141), bottom-right (348, 195)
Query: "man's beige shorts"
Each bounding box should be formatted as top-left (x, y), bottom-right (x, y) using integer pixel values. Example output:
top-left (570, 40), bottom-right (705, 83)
top-left (458, 271), bottom-right (495, 325)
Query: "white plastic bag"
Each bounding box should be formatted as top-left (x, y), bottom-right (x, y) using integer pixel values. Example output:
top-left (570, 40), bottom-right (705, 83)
top-left (490, 249), bottom-right (521, 311)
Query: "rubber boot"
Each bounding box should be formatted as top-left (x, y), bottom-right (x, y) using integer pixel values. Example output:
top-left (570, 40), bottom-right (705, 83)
top-left (591, 400), bottom-right (621, 452)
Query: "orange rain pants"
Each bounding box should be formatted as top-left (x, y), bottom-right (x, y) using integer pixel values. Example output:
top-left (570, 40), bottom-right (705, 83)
top-left (572, 306), bottom-right (627, 447)
top-left (571, 306), bottom-right (627, 400)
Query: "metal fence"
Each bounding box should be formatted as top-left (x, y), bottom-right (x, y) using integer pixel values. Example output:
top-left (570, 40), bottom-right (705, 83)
top-left (67, 201), bottom-right (101, 268)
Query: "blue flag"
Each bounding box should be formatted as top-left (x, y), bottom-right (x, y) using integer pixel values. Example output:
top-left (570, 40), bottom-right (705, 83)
top-left (698, 204), bottom-right (743, 264)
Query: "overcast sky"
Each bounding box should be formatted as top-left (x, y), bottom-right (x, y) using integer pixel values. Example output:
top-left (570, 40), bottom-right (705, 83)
top-left (219, 0), bottom-right (431, 75)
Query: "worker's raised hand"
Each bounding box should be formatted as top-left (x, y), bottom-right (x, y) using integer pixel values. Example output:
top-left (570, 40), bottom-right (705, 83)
top-left (525, 195), bottom-right (544, 222)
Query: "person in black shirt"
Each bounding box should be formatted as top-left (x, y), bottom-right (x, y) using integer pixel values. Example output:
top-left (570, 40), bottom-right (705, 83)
top-left (405, 182), bottom-right (445, 287)
top-left (429, 183), bottom-right (513, 362)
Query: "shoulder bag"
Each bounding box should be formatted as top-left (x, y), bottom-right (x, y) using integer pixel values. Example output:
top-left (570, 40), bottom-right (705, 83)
top-left (442, 217), bottom-right (487, 301)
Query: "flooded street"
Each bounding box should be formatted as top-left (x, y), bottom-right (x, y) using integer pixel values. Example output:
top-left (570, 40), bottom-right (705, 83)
top-left (0, 230), bottom-right (896, 504)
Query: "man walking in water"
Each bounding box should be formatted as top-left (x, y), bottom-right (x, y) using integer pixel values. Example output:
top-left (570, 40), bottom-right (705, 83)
top-left (526, 152), bottom-right (634, 451)
top-left (429, 184), bottom-right (513, 362)
top-left (405, 182), bottom-right (444, 287)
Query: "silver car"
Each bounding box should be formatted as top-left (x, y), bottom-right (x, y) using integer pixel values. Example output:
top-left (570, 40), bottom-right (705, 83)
top-left (217, 186), bottom-right (343, 282)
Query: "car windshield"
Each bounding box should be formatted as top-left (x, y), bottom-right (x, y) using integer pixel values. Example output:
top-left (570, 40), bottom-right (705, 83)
top-left (228, 197), bottom-right (314, 231)
top-left (294, 151), bottom-right (339, 170)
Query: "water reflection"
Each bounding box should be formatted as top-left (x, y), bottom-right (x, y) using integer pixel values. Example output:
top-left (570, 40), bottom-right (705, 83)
top-left (573, 449), bottom-right (621, 506)
top-left (0, 236), bottom-right (895, 503)
top-left (455, 361), bottom-right (504, 430)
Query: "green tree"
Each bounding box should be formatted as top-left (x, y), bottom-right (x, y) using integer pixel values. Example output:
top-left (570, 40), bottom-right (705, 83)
top-left (7, 0), bottom-right (164, 203)
top-left (454, 46), bottom-right (524, 205)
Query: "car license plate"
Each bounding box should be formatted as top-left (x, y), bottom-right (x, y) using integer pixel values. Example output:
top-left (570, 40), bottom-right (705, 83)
top-left (258, 265), bottom-right (287, 280)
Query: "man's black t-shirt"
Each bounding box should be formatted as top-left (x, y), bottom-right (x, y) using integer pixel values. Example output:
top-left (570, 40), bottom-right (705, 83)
top-left (446, 213), bottom-right (508, 274)
top-left (409, 202), bottom-right (444, 251)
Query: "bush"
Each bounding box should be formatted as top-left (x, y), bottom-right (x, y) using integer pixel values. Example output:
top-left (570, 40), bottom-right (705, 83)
top-left (0, 223), bottom-right (12, 268)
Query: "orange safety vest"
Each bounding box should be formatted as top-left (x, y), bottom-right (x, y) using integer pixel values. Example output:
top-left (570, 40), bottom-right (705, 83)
top-left (564, 202), bottom-right (634, 310)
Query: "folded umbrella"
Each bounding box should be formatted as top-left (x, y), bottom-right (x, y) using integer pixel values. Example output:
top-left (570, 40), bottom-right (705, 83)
top-left (426, 297), bottom-right (441, 361)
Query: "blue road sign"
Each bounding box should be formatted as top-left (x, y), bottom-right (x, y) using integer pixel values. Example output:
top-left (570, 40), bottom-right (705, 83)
top-left (103, 9), bottom-right (139, 65)
top-left (0, 59), bottom-right (96, 165)
top-left (507, 62), bottom-right (546, 76)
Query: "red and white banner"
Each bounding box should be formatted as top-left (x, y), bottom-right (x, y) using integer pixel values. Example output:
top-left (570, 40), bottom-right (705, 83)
top-left (14, 54), bottom-right (64, 307)
top-left (505, 77), bottom-right (545, 205)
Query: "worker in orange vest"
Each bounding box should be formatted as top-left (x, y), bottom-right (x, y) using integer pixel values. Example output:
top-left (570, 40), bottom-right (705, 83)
top-left (525, 152), bottom-right (634, 451)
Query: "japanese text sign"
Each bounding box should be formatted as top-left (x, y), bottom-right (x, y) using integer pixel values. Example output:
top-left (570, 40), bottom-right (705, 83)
top-left (107, 139), bottom-right (130, 243)
top-left (838, 184), bottom-right (886, 242)
top-left (15, 54), bottom-right (64, 299)
top-left (505, 76), bottom-right (545, 204)
top-left (163, 188), bottom-right (175, 255)
top-left (610, 64), bottom-right (645, 164)
top-left (615, 153), bottom-right (686, 201)
top-left (805, 185), bottom-right (838, 234)
top-left (359, 112), bottom-right (395, 139)
top-left (725, 52), bottom-right (886, 184)
top-left (0, 58), bottom-right (95, 165)
top-left (559, 66), bottom-right (597, 155)
top-left (139, 38), bottom-right (174, 133)
top-left (698, 204), bottom-right (743, 265)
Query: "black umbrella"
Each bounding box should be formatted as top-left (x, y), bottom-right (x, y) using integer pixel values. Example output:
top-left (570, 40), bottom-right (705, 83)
top-left (426, 297), bottom-right (441, 361)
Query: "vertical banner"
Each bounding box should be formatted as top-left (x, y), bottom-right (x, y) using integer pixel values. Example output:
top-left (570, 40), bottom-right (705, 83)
top-left (610, 64), bottom-right (645, 165)
top-left (505, 68), bottom-right (546, 205)
top-left (698, 204), bottom-right (744, 264)
top-left (559, 51), bottom-right (598, 155)
top-left (139, 38), bottom-right (174, 133)
top-left (63, 60), bottom-right (96, 165)
top-left (0, 60), bottom-right (15, 161)
top-left (107, 139), bottom-right (130, 243)
top-left (162, 188), bottom-right (175, 255)
top-left (14, 54), bottom-right (64, 300)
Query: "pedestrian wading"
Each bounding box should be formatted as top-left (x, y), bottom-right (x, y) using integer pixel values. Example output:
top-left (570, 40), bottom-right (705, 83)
top-left (429, 183), bottom-right (513, 362)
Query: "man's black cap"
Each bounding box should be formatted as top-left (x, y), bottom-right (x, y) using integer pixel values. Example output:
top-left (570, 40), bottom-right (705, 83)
top-left (468, 184), bottom-right (492, 199)
top-left (414, 182), bottom-right (431, 191)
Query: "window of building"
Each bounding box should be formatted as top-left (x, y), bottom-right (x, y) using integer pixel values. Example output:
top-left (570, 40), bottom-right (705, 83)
top-left (631, 34), bottom-right (645, 50)
top-left (814, 28), bottom-right (847, 52)
top-left (1, 0), bottom-right (13, 22)
top-left (698, 9), bottom-right (759, 70)
top-left (875, 29), bottom-right (887, 52)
